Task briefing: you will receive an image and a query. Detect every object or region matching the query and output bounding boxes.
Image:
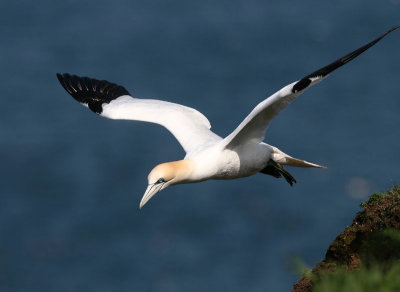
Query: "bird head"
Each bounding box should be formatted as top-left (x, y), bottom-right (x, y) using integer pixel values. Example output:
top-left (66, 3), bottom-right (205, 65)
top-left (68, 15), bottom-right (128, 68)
top-left (139, 160), bottom-right (193, 209)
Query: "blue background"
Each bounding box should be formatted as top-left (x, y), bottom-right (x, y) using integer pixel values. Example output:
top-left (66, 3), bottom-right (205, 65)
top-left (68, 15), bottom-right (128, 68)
top-left (1, 1), bottom-right (399, 291)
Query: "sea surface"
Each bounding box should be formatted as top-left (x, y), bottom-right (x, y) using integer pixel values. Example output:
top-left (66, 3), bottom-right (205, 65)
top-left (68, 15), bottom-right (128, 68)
top-left (1, 1), bottom-right (399, 291)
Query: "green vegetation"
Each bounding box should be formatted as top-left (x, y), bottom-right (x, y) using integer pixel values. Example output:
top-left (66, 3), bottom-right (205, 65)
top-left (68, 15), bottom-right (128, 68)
top-left (293, 186), bottom-right (400, 292)
top-left (313, 261), bottom-right (400, 292)
top-left (360, 185), bottom-right (400, 208)
top-left (312, 228), bottom-right (400, 292)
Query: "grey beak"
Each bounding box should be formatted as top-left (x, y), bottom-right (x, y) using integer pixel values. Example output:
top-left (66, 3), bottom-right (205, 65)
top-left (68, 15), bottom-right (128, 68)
top-left (139, 183), bottom-right (164, 209)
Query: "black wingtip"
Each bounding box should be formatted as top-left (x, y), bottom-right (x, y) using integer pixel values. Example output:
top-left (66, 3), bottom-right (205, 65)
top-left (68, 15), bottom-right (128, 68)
top-left (56, 73), bottom-right (131, 114)
top-left (386, 25), bottom-right (400, 35)
top-left (292, 25), bottom-right (400, 93)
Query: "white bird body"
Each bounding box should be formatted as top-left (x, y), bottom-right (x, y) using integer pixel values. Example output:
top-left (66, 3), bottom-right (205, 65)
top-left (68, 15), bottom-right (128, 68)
top-left (56, 26), bottom-right (399, 208)
top-left (187, 142), bottom-right (272, 181)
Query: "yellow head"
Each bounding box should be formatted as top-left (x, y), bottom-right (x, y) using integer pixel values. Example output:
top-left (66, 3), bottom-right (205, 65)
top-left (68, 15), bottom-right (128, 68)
top-left (139, 160), bottom-right (193, 209)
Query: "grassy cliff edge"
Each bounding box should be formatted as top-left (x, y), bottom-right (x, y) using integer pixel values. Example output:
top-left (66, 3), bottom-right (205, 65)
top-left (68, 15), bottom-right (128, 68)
top-left (292, 186), bottom-right (400, 292)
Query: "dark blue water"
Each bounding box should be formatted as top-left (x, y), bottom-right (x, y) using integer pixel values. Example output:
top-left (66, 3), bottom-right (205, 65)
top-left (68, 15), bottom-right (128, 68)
top-left (1, 1), bottom-right (400, 291)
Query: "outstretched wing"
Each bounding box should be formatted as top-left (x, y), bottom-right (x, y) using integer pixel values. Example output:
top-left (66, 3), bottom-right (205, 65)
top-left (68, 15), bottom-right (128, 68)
top-left (222, 26), bottom-right (399, 149)
top-left (57, 73), bottom-right (221, 154)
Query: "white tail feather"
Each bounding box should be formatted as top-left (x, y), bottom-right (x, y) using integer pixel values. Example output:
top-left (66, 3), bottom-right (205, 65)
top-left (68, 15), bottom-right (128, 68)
top-left (271, 146), bottom-right (327, 168)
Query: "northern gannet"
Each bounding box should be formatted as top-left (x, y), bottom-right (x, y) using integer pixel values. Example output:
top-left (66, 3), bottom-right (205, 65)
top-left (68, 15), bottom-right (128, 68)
top-left (57, 26), bottom-right (399, 209)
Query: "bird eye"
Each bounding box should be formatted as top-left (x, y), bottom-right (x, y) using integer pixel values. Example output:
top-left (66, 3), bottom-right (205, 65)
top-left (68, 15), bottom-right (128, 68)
top-left (156, 178), bottom-right (165, 184)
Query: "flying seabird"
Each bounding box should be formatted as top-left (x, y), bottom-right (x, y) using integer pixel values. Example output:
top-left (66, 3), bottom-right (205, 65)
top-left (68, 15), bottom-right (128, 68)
top-left (57, 26), bottom-right (399, 209)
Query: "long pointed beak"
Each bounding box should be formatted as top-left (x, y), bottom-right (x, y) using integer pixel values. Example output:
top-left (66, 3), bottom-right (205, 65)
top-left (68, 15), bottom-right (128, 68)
top-left (139, 183), bottom-right (163, 209)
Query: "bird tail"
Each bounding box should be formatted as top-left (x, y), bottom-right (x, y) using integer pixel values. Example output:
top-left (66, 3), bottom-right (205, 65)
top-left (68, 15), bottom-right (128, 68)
top-left (270, 146), bottom-right (326, 168)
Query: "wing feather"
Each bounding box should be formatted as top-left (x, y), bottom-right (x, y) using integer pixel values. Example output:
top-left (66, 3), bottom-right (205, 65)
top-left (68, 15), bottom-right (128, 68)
top-left (222, 26), bottom-right (399, 149)
top-left (57, 73), bottom-right (221, 153)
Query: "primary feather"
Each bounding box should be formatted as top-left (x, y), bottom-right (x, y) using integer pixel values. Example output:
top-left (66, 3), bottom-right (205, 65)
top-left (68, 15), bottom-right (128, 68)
top-left (56, 73), bottom-right (221, 154)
